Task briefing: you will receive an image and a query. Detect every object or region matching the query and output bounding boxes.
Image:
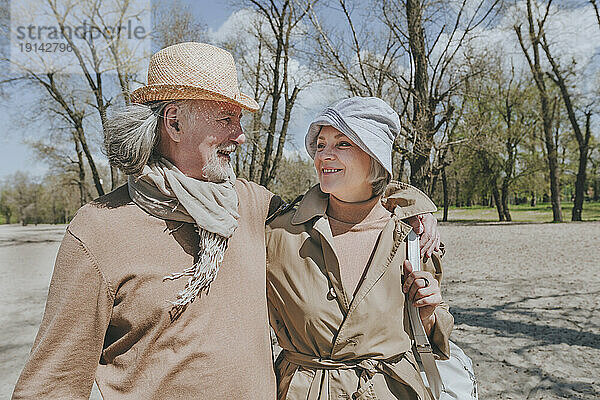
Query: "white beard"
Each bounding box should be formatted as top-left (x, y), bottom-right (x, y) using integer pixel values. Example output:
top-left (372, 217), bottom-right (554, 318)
top-left (202, 152), bottom-right (232, 182)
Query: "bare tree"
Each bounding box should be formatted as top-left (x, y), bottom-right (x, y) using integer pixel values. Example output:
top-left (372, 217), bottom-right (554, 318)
top-left (227, 20), bottom-right (270, 182)
top-left (153, 0), bottom-right (206, 49)
top-left (514, 0), bottom-right (563, 222)
top-left (250, 0), bottom-right (306, 187)
top-left (432, 95), bottom-right (466, 221)
top-left (28, 127), bottom-right (91, 207)
top-left (304, 0), bottom-right (499, 191)
top-left (45, 0), bottom-right (157, 188)
top-left (26, 72), bottom-right (106, 198)
top-left (538, 28), bottom-right (593, 221)
top-left (383, 0), bottom-right (500, 190)
top-left (305, 0), bottom-right (404, 100)
top-left (226, 0), bottom-right (316, 188)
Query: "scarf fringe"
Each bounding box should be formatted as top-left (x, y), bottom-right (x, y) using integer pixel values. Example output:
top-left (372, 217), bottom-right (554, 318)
top-left (163, 229), bottom-right (228, 312)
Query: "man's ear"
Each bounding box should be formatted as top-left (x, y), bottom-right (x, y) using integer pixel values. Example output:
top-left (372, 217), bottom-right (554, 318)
top-left (163, 103), bottom-right (182, 143)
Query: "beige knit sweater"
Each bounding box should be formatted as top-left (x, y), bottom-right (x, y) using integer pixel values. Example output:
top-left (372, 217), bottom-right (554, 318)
top-left (12, 180), bottom-right (277, 400)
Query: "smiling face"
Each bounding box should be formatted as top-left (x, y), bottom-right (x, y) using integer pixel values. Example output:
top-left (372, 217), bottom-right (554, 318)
top-left (164, 100), bottom-right (245, 181)
top-left (314, 125), bottom-right (373, 202)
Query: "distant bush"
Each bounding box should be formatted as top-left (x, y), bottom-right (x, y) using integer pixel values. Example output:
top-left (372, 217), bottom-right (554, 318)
top-left (0, 172), bottom-right (81, 225)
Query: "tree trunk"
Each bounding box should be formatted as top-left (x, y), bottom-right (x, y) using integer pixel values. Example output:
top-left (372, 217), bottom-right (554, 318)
top-left (259, 36), bottom-right (284, 187)
top-left (454, 171), bottom-right (460, 207)
top-left (249, 112), bottom-right (261, 182)
top-left (39, 73), bottom-right (105, 197)
top-left (540, 31), bottom-right (592, 221)
top-left (96, 100), bottom-right (119, 190)
top-left (530, 190), bottom-right (537, 206)
top-left (71, 130), bottom-right (87, 206)
top-left (234, 147), bottom-right (241, 176)
top-left (572, 143), bottom-right (588, 221)
top-left (267, 86), bottom-right (300, 186)
top-left (2, 209), bottom-right (11, 224)
top-left (545, 130), bottom-right (563, 222)
top-left (396, 153), bottom-right (407, 182)
top-left (571, 113), bottom-right (591, 221)
top-left (248, 38), bottom-right (263, 183)
top-left (501, 181), bottom-right (512, 221)
top-left (514, 0), bottom-right (562, 222)
top-left (76, 125), bottom-right (105, 197)
top-left (406, 0), bottom-right (434, 190)
top-left (429, 169), bottom-right (438, 198)
top-left (442, 167), bottom-right (449, 222)
top-left (492, 186), bottom-right (505, 221)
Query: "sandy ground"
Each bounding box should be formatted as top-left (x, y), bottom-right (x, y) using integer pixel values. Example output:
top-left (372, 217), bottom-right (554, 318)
top-left (1, 222), bottom-right (599, 399)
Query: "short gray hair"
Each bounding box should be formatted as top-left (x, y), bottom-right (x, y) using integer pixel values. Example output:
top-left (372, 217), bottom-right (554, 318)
top-left (104, 101), bottom-right (173, 175)
top-left (368, 158), bottom-right (390, 197)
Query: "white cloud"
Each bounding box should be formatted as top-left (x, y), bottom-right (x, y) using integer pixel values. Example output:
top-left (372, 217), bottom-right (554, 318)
top-left (206, 8), bottom-right (258, 44)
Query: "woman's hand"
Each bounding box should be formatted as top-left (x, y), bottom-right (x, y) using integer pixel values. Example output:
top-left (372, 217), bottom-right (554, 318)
top-left (406, 213), bottom-right (440, 258)
top-left (402, 259), bottom-right (442, 336)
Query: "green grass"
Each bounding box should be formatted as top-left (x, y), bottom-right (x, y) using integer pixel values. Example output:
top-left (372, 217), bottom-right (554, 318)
top-left (435, 201), bottom-right (600, 223)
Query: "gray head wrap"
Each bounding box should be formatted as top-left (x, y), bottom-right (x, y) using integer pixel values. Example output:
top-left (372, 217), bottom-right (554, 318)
top-left (305, 96), bottom-right (400, 175)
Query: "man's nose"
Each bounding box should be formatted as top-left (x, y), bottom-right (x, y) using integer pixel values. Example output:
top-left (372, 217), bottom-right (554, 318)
top-left (231, 126), bottom-right (246, 145)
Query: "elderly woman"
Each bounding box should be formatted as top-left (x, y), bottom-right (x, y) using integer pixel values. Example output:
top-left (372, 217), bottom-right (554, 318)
top-left (266, 97), bottom-right (453, 400)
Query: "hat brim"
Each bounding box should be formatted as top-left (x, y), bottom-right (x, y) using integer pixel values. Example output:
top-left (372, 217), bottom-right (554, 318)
top-left (130, 84), bottom-right (259, 112)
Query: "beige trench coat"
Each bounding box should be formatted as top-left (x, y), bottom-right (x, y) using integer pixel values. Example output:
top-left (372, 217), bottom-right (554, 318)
top-left (266, 182), bottom-right (454, 400)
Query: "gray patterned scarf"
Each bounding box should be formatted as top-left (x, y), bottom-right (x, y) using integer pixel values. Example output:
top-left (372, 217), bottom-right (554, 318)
top-left (128, 158), bottom-right (239, 317)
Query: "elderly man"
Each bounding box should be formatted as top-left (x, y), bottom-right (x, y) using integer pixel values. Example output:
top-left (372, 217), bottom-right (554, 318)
top-left (13, 42), bottom-right (440, 399)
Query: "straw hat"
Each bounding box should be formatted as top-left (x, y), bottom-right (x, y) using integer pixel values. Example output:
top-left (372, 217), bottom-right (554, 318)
top-left (130, 42), bottom-right (259, 112)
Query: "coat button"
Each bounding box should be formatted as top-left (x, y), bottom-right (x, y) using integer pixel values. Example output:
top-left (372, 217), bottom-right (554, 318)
top-left (327, 287), bottom-right (337, 300)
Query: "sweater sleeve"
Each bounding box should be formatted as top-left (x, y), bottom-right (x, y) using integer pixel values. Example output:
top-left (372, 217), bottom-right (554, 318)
top-left (423, 251), bottom-right (453, 360)
top-left (12, 229), bottom-right (113, 400)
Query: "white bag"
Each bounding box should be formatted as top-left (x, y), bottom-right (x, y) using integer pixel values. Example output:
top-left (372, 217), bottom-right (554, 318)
top-left (406, 231), bottom-right (478, 400)
top-left (419, 340), bottom-right (478, 400)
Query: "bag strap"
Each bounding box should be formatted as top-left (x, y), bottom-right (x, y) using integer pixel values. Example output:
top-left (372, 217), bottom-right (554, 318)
top-left (406, 230), bottom-right (444, 400)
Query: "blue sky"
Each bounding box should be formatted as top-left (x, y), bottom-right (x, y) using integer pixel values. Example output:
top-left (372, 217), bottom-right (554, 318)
top-left (183, 0), bottom-right (236, 30)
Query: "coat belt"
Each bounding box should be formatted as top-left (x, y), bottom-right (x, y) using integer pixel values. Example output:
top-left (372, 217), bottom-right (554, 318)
top-left (282, 350), bottom-right (404, 400)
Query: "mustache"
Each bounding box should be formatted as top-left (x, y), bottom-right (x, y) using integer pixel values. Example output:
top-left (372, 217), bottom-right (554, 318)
top-left (216, 143), bottom-right (237, 153)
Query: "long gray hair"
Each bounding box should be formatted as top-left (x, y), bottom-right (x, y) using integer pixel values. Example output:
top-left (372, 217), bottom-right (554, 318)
top-left (104, 101), bottom-right (173, 175)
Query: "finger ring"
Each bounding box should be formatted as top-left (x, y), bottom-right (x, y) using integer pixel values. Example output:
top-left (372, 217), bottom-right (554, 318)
top-left (420, 277), bottom-right (430, 287)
